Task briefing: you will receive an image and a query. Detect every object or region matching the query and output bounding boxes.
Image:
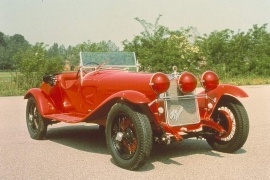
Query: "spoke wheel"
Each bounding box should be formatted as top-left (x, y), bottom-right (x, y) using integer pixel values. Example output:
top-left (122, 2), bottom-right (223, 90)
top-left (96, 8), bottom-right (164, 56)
top-left (112, 116), bottom-right (137, 160)
top-left (26, 97), bottom-right (47, 140)
top-left (206, 97), bottom-right (249, 153)
top-left (106, 103), bottom-right (152, 170)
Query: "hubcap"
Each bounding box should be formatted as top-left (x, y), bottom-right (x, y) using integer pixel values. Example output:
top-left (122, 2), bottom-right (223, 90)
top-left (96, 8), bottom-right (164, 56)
top-left (112, 115), bottom-right (137, 160)
top-left (28, 104), bottom-right (39, 132)
top-left (217, 107), bottom-right (236, 141)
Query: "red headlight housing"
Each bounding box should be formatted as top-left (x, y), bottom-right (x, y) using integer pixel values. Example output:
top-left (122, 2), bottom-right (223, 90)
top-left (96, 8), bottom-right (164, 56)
top-left (201, 71), bottom-right (219, 91)
top-left (150, 72), bottom-right (170, 94)
top-left (178, 72), bottom-right (197, 94)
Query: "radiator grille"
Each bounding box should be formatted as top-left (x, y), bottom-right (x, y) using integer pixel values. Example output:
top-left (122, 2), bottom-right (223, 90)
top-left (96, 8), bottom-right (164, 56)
top-left (163, 79), bottom-right (200, 126)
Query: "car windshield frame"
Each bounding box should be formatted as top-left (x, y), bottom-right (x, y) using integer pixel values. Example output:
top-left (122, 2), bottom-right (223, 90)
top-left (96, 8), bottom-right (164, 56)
top-left (78, 52), bottom-right (139, 85)
top-left (79, 52), bottom-right (139, 71)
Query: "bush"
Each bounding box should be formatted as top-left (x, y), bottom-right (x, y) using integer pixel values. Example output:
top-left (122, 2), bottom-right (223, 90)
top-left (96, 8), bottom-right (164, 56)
top-left (15, 43), bottom-right (64, 91)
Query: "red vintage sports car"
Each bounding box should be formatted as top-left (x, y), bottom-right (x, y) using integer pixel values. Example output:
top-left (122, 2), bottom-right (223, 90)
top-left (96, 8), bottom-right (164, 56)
top-left (25, 52), bottom-right (249, 170)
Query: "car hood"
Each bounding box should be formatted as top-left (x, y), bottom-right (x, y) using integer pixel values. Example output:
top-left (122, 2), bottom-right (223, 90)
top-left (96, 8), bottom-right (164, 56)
top-left (82, 69), bottom-right (158, 99)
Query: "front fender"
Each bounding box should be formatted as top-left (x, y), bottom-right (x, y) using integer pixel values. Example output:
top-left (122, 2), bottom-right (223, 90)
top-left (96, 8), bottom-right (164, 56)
top-left (198, 84), bottom-right (248, 118)
top-left (24, 88), bottom-right (60, 116)
top-left (83, 90), bottom-right (152, 124)
top-left (199, 84), bottom-right (248, 99)
top-left (107, 90), bottom-right (151, 104)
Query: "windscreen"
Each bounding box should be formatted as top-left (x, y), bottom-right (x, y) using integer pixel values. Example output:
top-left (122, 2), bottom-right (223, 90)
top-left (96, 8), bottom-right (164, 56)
top-left (80, 52), bottom-right (137, 68)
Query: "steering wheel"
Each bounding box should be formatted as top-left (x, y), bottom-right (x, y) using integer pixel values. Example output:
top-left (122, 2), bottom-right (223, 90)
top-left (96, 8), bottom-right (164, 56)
top-left (76, 62), bottom-right (102, 78)
top-left (84, 61), bottom-right (99, 66)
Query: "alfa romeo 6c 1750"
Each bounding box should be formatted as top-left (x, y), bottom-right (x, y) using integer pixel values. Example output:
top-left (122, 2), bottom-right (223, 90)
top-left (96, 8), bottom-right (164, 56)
top-left (24, 52), bottom-right (249, 170)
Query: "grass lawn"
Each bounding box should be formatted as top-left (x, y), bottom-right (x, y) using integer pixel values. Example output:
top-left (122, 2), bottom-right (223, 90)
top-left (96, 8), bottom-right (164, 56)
top-left (0, 71), bottom-right (24, 96)
top-left (0, 71), bottom-right (13, 77)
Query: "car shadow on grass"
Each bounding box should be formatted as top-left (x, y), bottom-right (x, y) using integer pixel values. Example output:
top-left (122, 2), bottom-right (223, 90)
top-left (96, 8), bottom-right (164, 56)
top-left (45, 124), bottom-right (246, 171)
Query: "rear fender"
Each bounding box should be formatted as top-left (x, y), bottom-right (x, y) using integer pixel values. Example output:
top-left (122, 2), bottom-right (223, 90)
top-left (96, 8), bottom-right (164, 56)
top-left (198, 84), bottom-right (248, 118)
top-left (24, 88), bottom-right (60, 116)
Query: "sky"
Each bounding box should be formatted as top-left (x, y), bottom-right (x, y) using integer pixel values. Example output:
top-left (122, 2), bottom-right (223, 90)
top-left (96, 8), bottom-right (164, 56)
top-left (1, 0), bottom-right (270, 49)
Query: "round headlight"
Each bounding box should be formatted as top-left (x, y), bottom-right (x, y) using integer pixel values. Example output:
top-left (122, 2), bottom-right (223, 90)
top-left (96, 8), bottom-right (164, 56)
top-left (149, 72), bottom-right (170, 94)
top-left (201, 71), bottom-right (219, 91)
top-left (178, 72), bottom-right (197, 94)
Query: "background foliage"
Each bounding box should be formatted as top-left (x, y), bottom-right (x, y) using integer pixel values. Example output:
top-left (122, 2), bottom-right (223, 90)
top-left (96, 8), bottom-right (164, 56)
top-left (0, 16), bottom-right (270, 96)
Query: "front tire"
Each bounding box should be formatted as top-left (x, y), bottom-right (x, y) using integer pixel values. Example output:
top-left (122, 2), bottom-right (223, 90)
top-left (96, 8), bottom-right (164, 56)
top-left (26, 97), bottom-right (47, 140)
top-left (206, 97), bottom-right (249, 153)
top-left (106, 103), bottom-right (152, 170)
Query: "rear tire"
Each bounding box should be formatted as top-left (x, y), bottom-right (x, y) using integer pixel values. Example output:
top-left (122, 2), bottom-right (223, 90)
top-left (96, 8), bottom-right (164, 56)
top-left (106, 103), bottom-right (152, 170)
top-left (206, 98), bottom-right (249, 153)
top-left (26, 97), bottom-right (47, 140)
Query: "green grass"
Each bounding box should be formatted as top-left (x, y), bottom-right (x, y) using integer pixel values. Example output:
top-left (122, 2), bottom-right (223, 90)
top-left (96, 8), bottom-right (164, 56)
top-left (0, 71), bottom-right (13, 77)
top-left (0, 71), bottom-right (26, 96)
top-left (221, 76), bottom-right (270, 86)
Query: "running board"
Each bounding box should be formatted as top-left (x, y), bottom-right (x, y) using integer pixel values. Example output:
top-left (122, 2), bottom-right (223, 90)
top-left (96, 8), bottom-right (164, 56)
top-left (44, 113), bottom-right (87, 123)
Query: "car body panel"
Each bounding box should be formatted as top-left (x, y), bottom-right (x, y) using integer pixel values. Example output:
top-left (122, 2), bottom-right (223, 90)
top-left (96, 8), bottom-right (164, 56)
top-left (25, 52), bottom-right (250, 170)
top-left (24, 52), bottom-right (249, 143)
top-left (197, 84), bottom-right (248, 119)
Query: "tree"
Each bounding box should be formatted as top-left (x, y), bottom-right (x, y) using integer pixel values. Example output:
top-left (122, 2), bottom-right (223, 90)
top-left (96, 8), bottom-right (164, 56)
top-left (15, 43), bottom-right (64, 89)
top-left (123, 15), bottom-right (202, 73)
top-left (66, 40), bottom-right (119, 69)
top-left (0, 32), bottom-right (6, 46)
top-left (3, 34), bottom-right (30, 70)
top-left (246, 24), bottom-right (270, 76)
top-left (0, 32), bottom-right (6, 70)
top-left (195, 24), bottom-right (270, 77)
